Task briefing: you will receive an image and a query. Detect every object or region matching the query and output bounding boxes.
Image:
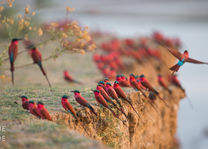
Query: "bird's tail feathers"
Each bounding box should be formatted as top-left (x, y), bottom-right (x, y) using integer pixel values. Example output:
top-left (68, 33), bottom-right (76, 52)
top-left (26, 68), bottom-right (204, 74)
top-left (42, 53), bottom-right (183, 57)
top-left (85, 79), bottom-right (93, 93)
top-left (170, 64), bottom-right (180, 72)
top-left (68, 110), bottom-right (77, 119)
top-left (38, 63), bottom-right (46, 76)
top-left (87, 104), bottom-right (97, 116)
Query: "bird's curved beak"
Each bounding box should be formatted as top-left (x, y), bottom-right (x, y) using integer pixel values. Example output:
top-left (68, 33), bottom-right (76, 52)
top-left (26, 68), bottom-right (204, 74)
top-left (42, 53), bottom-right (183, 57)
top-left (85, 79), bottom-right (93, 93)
top-left (70, 90), bottom-right (75, 93)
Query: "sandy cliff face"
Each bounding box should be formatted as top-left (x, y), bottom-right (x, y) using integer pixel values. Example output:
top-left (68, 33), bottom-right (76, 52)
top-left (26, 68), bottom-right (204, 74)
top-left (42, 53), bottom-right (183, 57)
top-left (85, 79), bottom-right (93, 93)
top-left (52, 46), bottom-right (185, 149)
top-left (54, 88), bottom-right (184, 149)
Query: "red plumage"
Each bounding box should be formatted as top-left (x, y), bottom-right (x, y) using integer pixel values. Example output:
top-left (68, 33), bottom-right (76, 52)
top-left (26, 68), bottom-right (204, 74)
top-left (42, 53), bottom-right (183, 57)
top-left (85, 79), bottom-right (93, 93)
top-left (61, 97), bottom-right (76, 118)
top-left (30, 48), bottom-right (51, 87)
top-left (21, 96), bottom-right (29, 110)
top-left (29, 102), bottom-right (40, 118)
top-left (8, 40), bottom-right (19, 85)
top-left (73, 92), bottom-right (97, 116)
top-left (113, 82), bottom-right (140, 118)
top-left (37, 104), bottom-right (52, 121)
top-left (129, 75), bottom-right (146, 97)
top-left (158, 75), bottom-right (172, 94)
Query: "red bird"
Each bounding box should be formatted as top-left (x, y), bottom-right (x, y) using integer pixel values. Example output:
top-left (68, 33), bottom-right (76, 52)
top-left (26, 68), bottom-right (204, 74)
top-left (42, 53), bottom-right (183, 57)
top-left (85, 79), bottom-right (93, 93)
top-left (129, 74), bottom-right (146, 97)
top-left (72, 90), bottom-right (97, 116)
top-left (93, 90), bottom-right (125, 123)
top-left (140, 74), bottom-right (169, 107)
top-left (104, 78), bottom-right (109, 84)
top-left (37, 102), bottom-right (52, 121)
top-left (8, 38), bottom-right (22, 85)
top-left (116, 74), bottom-right (130, 87)
top-left (171, 74), bottom-right (185, 92)
top-left (96, 84), bottom-right (118, 108)
top-left (30, 47), bottom-right (51, 88)
top-left (21, 96), bottom-right (29, 110)
top-left (113, 81), bottom-right (140, 118)
top-left (158, 74), bottom-right (172, 94)
top-left (61, 95), bottom-right (77, 118)
top-left (166, 48), bottom-right (208, 74)
top-left (63, 70), bottom-right (82, 84)
top-left (28, 101), bottom-right (40, 118)
top-left (98, 81), bottom-right (107, 92)
top-left (106, 82), bottom-right (128, 118)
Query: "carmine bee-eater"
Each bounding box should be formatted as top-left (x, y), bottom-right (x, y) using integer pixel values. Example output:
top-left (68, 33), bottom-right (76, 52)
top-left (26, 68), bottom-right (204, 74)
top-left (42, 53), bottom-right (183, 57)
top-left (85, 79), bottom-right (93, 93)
top-left (63, 70), bottom-right (82, 84)
top-left (158, 74), bottom-right (172, 94)
top-left (30, 47), bottom-right (52, 88)
top-left (37, 102), bottom-right (52, 121)
top-left (28, 101), bottom-right (40, 118)
top-left (140, 74), bottom-right (169, 107)
top-left (61, 95), bottom-right (77, 118)
top-left (106, 82), bottom-right (128, 118)
top-left (96, 84), bottom-right (118, 108)
top-left (98, 81), bottom-right (107, 92)
top-left (92, 90), bottom-right (125, 123)
top-left (166, 48), bottom-right (208, 74)
top-left (8, 38), bottom-right (22, 85)
top-left (113, 81), bottom-right (140, 118)
top-left (71, 90), bottom-right (97, 116)
top-left (129, 74), bottom-right (146, 97)
top-left (170, 74), bottom-right (185, 92)
top-left (116, 74), bottom-right (130, 87)
top-left (21, 96), bottom-right (29, 110)
top-left (104, 78), bottom-right (109, 84)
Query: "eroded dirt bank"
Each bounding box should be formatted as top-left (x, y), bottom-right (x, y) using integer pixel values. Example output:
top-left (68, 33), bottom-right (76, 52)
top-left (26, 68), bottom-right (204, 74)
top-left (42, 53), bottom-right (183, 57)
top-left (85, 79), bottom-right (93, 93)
top-left (52, 46), bottom-right (185, 149)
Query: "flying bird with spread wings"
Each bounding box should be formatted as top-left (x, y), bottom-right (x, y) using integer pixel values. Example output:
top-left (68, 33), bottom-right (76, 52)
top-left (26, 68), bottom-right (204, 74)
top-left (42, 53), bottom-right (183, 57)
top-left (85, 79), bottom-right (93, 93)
top-left (167, 48), bottom-right (208, 74)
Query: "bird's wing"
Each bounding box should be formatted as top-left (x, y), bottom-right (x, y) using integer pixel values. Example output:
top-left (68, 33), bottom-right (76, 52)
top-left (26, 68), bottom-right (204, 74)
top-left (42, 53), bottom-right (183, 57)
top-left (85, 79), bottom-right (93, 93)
top-left (186, 58), bottom-right (208, 64)
top-left (41, 109), bottom-right (52, 120)
top-left (142, 81), bottom-right (156, 92)
top-left (9, 44), bottom-right (18, 62)
top-left (77, 96), bottom-right (88, 106)
top-left (166, 47), bottom-right (182, 60)
top-left (115, 87), bottom-right (127, 100)
top-left (65, 102), bottom-right (76, 115)
top-left (108, 88), bottom-right (118, 99)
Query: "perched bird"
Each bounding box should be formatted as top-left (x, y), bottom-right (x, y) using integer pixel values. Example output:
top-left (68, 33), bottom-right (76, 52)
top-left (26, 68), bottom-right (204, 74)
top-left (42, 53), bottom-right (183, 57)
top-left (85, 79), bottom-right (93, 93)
top-left (116, 74), bottom-right (130, 87)
top-left (104, 78), bottom-right (109, 84)
top-left (8, 38), bottom-right (22, 85)
top-left (63, 70), bottom-right (82, 84)
top-left (113, 81), bottom-right (140, 118)
top-left (37, 102), bottom-right (52, 121)
top-left (166, 48), bottom-right (208, 74)
top-left (158, 74), bottom-right (172, 94)
top-left (105, 82), bottom-right (128, 118)
top-left (92, 90), bottom-right (125, 123)
top-left (170, 74), bottom-right (185, 92)
top-left (21, 96), bottom-right (29, 110)
top-left (140, 74), bottom-right (159, 95)
top-left (129, 74), bottom-right (146, 97)
top-left (30, 47), bottom-right (51, 88)
top-left (140, 74), bottom-right (169, 107)
top-left (98, 81), bottom-right (107, 92)
top-left (28, 101), bottom-right (40, 118)
top-left (71, 90), bottom-right (97, 116)
top-left (61, 95), bottom-right (77, 118)
top-left (96, 84), bottom-right (118, 108)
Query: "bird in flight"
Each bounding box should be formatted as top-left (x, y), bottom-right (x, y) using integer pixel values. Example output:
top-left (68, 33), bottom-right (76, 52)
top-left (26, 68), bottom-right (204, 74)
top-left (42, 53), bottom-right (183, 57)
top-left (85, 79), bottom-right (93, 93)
top-left (167, 48), bottom-right (208, 74)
